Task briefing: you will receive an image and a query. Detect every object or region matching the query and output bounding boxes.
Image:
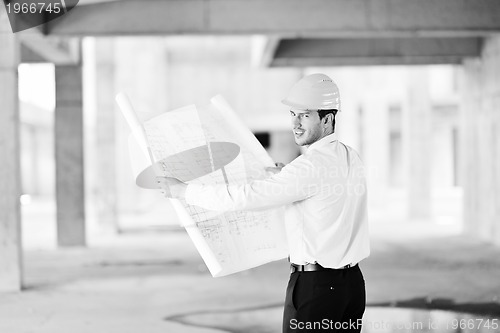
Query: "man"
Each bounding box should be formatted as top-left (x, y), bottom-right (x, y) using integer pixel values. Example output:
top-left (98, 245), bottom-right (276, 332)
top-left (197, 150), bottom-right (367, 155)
top-left (158, 73), bottom-right (370, 332)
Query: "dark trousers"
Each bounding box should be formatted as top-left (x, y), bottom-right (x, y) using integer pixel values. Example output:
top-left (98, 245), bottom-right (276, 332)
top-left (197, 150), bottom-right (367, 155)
top-left (283, 265), bottom-right (366, 333)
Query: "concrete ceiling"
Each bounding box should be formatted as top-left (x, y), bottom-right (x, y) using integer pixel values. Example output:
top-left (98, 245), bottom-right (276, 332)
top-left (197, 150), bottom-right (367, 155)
top-left (32, 0), bottom-right (500, 66)
top-left (45, 0), bottom-right (500, 36)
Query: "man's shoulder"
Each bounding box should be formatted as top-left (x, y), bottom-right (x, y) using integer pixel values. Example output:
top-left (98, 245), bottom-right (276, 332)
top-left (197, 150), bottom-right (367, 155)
top-left (338, 141), bottom-right (357, 153)
top-left (304, 142), bottom-right (341, 166)
top-left (306, 140), bottom-right (365, 166)
top-left (339, 141), bottom-right (364, 163)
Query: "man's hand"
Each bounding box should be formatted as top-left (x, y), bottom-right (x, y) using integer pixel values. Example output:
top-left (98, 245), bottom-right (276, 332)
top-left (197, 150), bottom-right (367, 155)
top-left (265, 162), bottom-right (285, 174)
top-left (156, 176), bottom-right (187, 199)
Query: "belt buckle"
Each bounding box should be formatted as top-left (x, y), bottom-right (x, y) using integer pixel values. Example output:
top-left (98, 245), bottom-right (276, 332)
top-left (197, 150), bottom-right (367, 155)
top-left (290, 264), bottom-right (303, 273)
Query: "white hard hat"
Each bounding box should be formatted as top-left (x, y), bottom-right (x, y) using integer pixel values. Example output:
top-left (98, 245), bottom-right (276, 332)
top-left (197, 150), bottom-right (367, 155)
top-left (282, 73), bottom-right (341, 111)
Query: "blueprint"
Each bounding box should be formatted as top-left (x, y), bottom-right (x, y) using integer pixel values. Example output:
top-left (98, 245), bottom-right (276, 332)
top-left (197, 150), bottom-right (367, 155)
top-left (121, 95), bottom-right (288, 277)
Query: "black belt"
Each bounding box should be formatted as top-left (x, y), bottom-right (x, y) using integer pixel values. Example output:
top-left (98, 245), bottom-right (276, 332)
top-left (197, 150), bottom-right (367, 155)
top-left (290, 263), bottom-right (357, 273)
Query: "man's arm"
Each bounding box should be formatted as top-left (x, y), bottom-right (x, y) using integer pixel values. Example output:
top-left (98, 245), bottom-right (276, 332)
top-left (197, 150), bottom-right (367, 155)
top-left (157, 156), bottom-right (321, 212)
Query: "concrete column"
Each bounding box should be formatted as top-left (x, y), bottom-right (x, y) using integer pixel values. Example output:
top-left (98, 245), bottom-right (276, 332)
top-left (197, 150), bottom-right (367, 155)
top-left (482, 37), bottom-right (500, 246)
top-left (495, 96), bottom-right (500, 247)
top-left (94, 38), bottom-right (117, 231)
top-left (461, 59), bottom-right (482, 238)
top-left (461, 36), bottom-right (500, 245)
top-left (404, 68), bottom-right (432, 220)
top-left (55, 63), bottom-right (86, 246)
top-left (114, 38), bottom-right (170, 226)
top-left (0, 9), bottom-right (23, 292)
top-left (362, 93), bottom-right (390, 208)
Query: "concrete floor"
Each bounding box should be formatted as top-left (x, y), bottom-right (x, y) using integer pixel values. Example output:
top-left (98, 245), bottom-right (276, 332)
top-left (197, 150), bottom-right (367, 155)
top-left (2, 198), bottom-right (500, 332)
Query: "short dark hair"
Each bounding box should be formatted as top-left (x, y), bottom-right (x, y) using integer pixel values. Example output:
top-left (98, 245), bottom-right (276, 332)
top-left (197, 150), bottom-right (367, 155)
top-left (317, 109), bottom-right (338, 132)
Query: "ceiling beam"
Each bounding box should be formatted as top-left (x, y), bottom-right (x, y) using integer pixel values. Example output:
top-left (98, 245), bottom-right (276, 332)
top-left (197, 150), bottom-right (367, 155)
top-left (269, 37), bottom-right (483, 67)
top-left (20, 35), bottom-right (80, 64)
top-left (45, 0), bottom-right (500, 37)
top-left (252, 36), bottom-right (280, 68)
top-left (272, 56), bottom-right (468, 67)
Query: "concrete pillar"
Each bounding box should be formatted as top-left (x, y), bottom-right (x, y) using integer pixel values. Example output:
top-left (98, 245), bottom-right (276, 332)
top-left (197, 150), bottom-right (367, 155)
top-left (114, 38), bottom-right (169, 229)
top-left (404, 68), bottom-right (432, 220)
top-left (461, 59), bottom-right (482, 238)
top-left (362, 92), bottom-right (390, 208)
top-left (94, 38), bottom-right (117, 231)
top-left (0, 9), bottom-right (23, 292)
top-left (461, 36), bottom-right (500, 245)
top-left (495, 99), bottom-right (500, 247)
top-left (55, 63), bottom-right (86, 246)
top-left (482, 37), bottom-right (500, 246)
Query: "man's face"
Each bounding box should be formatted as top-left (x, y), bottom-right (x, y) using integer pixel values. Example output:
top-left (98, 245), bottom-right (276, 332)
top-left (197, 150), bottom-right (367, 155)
top-left (290, 108), bottom-right (323, 146)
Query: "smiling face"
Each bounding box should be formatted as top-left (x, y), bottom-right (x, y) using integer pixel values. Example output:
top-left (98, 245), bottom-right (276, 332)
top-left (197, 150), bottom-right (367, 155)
top-left (290, 108), bottom-right (326, 146)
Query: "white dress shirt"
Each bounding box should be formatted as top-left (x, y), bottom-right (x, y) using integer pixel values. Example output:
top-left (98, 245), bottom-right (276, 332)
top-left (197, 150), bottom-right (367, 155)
top-left (185, 133), bottom-right (370, 268)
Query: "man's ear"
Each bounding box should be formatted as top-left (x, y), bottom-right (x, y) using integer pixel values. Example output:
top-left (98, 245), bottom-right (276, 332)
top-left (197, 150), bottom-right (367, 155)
top-left (323, 113), bottom-right (332, 126)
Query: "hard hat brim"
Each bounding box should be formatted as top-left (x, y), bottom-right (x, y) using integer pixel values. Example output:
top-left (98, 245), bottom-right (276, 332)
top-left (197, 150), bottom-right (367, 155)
top-left (281, 98), bottom-right (341, 112)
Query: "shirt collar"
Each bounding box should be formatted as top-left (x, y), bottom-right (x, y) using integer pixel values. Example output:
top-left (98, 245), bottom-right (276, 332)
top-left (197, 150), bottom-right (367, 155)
top-left (307, 133), bottom-right (338, 151)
